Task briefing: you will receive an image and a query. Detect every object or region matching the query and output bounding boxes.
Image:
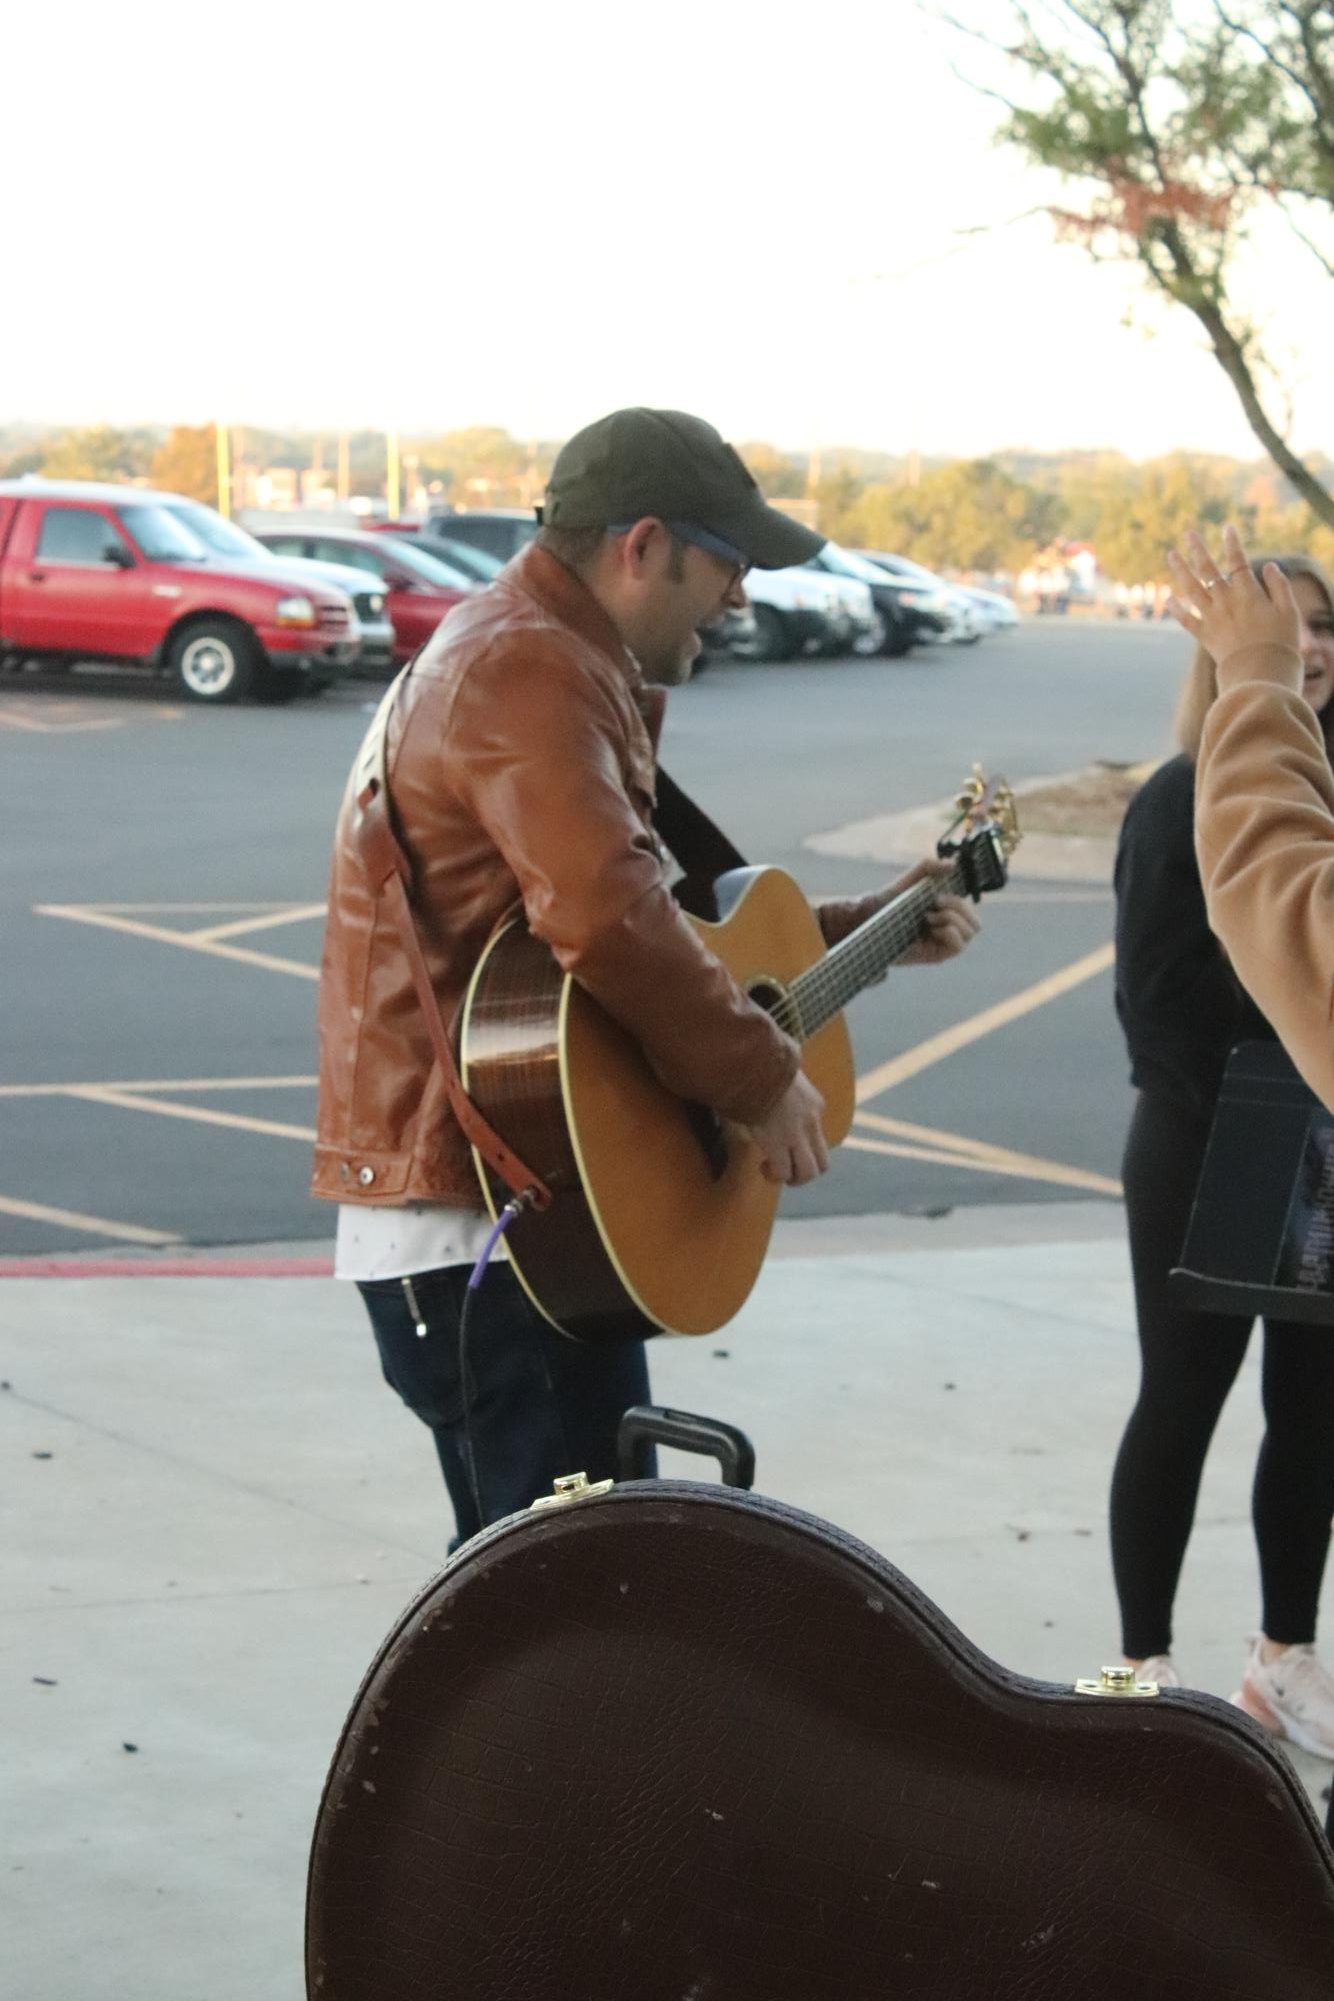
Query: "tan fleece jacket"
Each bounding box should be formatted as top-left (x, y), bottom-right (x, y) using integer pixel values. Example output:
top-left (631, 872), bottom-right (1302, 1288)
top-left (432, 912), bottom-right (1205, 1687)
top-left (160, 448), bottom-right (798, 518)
top-left (1195, 660), bottom-right (1334, 1110)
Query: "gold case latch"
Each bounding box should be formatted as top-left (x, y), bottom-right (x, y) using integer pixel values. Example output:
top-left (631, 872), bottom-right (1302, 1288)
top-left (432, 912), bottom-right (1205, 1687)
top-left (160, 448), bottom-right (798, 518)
top-left (1075, 1664), bottom-right (1162, 1698)
top-left (530, 1470), bottom-right (615, 1512)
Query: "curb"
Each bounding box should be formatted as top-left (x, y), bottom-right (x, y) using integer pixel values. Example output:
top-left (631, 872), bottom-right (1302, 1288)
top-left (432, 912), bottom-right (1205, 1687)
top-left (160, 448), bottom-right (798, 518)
top-left (0, 1254), bottom-right (335, 1280)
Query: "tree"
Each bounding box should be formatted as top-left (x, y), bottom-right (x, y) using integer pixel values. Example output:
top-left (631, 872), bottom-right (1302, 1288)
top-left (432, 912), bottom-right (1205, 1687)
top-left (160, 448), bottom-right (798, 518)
top-left (736, 441), bottom-right (806, 499)
top-left (949, 0), bottom-right (1334, 528)
top-left (39, 424), bottom-right (155, 483)
top-left (1062, 453), bottom-right (1235, 582)
top-left (415, 427), bottom-right (535, 505)
top-left (827, 458), bottom-right (1063, 572)
top-left (150, 426), bottom-right (218, 505)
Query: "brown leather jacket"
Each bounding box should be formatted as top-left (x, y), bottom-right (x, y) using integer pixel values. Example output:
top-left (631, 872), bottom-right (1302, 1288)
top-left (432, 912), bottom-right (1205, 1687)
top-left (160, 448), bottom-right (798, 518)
top-left (314, 543), bottom-right (886, 1209)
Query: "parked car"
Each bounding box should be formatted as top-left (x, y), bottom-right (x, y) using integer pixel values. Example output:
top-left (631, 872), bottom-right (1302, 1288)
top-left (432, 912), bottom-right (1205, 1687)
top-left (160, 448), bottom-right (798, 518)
top-left (734, 566), bottom-right (852, 662)
top-left (815, 571), bottom-right (879, 656)
top-left (854, 552), bottom-right (973, 645)
top-left (254, 527), bottom-right (475, 665)
top-left (420, 509), bottom-right (539, 564)
top-left (958, 585), bottom-right (1019, 633)
top-left (157, 499), bottom-right (395, 672)
top-left (411, 532), bottom-right (505, 584)
top-left (695, 604), bottom-right (757, 669)
top-left (0, 479), bottom-right (359, 703)
top-left (804, 543), bottom-right (920, 657)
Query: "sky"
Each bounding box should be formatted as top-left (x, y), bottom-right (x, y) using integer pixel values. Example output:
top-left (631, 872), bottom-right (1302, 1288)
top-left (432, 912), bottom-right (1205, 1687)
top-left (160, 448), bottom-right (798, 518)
top-left (3, 0), bottom-right (1329, 463)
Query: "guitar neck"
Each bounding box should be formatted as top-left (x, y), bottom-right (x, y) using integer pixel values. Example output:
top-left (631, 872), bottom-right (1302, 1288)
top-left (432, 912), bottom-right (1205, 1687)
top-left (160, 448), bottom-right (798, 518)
top-left (774, 860), bottom-right (970, 1044)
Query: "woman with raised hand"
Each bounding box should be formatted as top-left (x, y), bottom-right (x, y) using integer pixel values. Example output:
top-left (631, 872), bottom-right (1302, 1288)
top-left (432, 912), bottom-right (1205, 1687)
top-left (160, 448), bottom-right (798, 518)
top-left (1110, 525), bottom-right (1334, 1756)
top-left (1180, 524), bottom-right (1334, 1112)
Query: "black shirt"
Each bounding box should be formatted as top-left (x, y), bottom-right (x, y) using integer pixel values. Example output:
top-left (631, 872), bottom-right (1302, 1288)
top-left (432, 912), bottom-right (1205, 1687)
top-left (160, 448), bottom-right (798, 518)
top-left (1114, 752), bottom-right (1271, 1119)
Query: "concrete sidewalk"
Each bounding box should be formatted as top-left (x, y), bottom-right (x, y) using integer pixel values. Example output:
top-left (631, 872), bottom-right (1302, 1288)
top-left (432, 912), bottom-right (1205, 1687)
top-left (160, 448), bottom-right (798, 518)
top-left (3, 1201), bottom-right (1328, 2000)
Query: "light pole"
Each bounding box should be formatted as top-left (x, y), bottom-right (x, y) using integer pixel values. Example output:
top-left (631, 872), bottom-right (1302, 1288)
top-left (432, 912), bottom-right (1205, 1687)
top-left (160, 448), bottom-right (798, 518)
top-left (386, 430), bottom-right (400, 518)
top-left (215, 423), bottom-right (231, 519)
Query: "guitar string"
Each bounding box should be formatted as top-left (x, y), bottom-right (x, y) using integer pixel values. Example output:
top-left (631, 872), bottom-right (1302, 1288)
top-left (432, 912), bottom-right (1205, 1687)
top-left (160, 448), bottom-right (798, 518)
top-left (762, 820), bottom-right (1014, 1039)
top-left (769, 895), bottom-right (940, 1039)
top-left (809, 827), bottom-right (1012, 1004)
top-left (785, 905), bottom-right (935, 1035)
top-left (766, 860), bottom-right (975, 1042)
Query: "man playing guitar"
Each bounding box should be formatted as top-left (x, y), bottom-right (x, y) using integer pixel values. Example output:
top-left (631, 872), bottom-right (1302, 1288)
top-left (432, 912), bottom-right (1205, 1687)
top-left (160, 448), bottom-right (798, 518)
top-left (313, 408), bottom-right (979, 1546)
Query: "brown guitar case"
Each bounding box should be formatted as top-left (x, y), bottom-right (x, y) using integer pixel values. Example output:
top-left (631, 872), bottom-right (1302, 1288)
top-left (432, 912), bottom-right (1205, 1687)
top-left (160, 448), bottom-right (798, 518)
top-left (307, 1415), bottom-right (1334, 1999)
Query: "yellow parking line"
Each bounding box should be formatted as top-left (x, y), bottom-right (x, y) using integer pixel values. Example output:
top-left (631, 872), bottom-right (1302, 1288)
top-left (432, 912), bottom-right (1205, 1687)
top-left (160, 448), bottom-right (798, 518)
top-left (190, 903), bottom-right (327, 944)
top-left (853, 1109), bottom-right (1121, 1196)
top-left (846, 1131), bottom-right (1118, 1196)
top-left (0, 706), bottom-right (125, 734)
top-left (855, 943), bottom-right (1115, 1104)
top-left (65, 1087), bottom-right (316, 1143)
top-left (991, 890), bottom-right (1113, 903)
top-left (0, 707), bottom-right (57, 733)
top-left (76, 902), bottom-right (311, 913)
top-left (0, 1074), bottom-right (317, 1099)
top-left (35, 905), bottom-right (318, 981)
top-left (0, 1193), bottom-right (180, 1245)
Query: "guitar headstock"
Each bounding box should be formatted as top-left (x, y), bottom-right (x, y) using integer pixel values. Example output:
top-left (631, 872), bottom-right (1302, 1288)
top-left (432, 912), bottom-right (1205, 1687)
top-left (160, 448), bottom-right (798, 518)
top-left (938, 765), bottom-right (1021, 898)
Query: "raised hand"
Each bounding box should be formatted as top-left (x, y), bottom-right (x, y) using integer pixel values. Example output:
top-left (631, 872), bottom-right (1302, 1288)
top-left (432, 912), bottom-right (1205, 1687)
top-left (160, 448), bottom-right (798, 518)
top-left (1165, 525), bottom-right (1302, 692)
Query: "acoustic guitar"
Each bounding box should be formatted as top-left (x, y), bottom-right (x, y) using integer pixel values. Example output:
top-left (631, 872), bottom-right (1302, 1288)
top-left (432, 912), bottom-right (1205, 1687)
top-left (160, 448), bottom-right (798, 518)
top-left (460, 772), bottom-right (1019, 1342)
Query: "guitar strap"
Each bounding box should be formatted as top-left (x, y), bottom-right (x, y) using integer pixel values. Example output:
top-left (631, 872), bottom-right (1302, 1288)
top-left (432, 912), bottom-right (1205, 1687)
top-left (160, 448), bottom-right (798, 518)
top-left (652, 767), bottom-right (749, 877)
top-left (349, 666), bottom-right (749, 1214)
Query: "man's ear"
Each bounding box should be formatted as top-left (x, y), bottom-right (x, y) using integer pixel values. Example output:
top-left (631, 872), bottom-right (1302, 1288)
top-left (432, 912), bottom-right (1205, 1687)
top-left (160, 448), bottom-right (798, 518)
top-left (620, 517), bottom-right (667, 577)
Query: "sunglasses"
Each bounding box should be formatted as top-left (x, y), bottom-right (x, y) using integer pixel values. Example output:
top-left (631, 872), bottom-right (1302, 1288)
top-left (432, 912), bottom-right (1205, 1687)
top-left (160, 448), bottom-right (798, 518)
top-left (610, 520), bottom-right (751, 585)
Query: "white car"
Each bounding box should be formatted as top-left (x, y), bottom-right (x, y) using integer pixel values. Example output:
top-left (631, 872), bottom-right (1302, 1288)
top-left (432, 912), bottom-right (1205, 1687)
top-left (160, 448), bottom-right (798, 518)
top-left (861, 552), bottom-right (981, 644)
top-left (815, 572), bottom-right (879, 656)
top-left (737, 565), bottom-right (862, 661)
top-left (959, 586), bottom-right (1020, 633)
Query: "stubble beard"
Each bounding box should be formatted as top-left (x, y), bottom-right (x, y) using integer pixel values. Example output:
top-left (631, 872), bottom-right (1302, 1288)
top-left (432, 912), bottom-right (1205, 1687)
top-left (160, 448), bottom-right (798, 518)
top-left (640, 639), bottom-right (697, 688)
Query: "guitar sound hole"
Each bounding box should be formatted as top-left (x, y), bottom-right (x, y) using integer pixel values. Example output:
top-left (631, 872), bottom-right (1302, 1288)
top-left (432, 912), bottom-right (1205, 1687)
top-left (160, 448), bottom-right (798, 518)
top-left (748, 978), bottom-right (786, 1016)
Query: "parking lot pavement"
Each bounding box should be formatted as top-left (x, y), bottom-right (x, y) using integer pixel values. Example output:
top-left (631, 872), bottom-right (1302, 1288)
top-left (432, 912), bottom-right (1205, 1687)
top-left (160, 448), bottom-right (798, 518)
top-left (1, 880), bottom-right (1126, 1257)
top-left (1, 619), bottom-right (1154, 1258)
top-left (3, 1200), bottom-right (1327, 2001)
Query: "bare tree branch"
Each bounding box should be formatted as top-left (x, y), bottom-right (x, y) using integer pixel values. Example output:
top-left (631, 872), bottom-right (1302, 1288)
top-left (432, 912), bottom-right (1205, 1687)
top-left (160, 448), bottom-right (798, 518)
top-left (940, 0), bottom-right (1334, 526)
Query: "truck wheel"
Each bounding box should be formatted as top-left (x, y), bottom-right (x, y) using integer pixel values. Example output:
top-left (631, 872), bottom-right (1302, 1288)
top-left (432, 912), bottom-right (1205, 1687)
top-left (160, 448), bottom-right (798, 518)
top-left (169, 620), bottom-right (258, 704)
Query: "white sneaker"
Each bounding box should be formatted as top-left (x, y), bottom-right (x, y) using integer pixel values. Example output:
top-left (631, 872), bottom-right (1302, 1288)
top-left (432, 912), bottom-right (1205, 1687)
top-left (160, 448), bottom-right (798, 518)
top-left (1131, 1654), bottom-right (1180, 1688)
top-left (1231, 1638), bottom-right (1334, 1760)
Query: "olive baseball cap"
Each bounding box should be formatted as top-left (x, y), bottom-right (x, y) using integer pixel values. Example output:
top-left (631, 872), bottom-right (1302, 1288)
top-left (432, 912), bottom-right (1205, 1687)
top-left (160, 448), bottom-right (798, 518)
top-left (541, 408), bottom-right (825, 570)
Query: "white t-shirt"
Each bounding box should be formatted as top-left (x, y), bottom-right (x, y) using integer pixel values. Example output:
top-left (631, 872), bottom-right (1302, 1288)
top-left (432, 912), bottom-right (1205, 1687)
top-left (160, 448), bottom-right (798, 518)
top-left (334, 1202), bottom-right (506, 1282)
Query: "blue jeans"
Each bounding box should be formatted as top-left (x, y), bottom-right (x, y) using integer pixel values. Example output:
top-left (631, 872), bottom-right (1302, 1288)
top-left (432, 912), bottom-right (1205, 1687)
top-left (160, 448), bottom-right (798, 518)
top-left (357, 1263), bottom-right (652, 1547)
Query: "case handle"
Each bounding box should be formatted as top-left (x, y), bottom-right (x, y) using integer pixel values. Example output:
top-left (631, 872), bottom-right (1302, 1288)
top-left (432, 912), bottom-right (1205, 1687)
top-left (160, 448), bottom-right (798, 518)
top-left (616, 1404), bottom-right (755, 1490)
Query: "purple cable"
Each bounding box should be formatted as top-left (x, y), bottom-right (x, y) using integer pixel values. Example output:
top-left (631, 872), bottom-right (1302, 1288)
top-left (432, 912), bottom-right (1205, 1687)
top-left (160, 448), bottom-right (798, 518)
top-left (468, 1199), bottom-right (523, 1290)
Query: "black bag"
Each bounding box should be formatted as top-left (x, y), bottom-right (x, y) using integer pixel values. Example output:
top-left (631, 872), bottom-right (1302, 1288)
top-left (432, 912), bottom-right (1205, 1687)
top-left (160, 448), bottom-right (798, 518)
top-left (1171, 1039), bottom-right (1334, 1325)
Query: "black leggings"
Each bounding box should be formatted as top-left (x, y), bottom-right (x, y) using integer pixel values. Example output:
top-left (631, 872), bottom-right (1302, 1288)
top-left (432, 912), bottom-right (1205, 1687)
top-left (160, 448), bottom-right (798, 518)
top-left (1110, 1090), bottom-right (1334, 1660)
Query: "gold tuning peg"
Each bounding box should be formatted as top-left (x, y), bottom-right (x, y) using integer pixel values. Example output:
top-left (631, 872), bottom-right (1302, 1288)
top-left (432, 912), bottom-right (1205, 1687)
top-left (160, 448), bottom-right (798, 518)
top-left (993, 783), bottom-right (1021, 853)
top-left (955, 766), bottom-right (987, 817)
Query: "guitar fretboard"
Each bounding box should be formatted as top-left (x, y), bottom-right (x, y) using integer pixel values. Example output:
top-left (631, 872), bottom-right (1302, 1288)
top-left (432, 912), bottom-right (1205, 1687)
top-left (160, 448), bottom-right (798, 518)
top-left (769, 860), bottom-right (971, 1044)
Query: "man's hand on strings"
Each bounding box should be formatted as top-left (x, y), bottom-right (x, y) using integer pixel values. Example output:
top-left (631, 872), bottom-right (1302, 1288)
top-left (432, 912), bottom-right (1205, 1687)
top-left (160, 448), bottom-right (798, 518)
top-left (886, 857), bottom-right (982, 966)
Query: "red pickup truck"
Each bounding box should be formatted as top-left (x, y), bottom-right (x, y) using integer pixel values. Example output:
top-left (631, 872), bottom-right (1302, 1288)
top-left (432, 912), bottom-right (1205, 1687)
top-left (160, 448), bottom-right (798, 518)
top-left (0, 480), bottom-right (360, 703)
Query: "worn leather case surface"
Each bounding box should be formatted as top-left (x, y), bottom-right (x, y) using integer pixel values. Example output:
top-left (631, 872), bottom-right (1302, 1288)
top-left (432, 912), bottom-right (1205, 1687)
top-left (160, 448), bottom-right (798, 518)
top-left (306, 1483), bottom-right (1334, 1999)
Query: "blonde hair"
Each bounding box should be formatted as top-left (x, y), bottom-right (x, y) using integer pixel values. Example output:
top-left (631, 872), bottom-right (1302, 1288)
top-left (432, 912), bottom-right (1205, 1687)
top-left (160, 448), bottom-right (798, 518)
top-left (1174, 552), bottom-right (1334, 758)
